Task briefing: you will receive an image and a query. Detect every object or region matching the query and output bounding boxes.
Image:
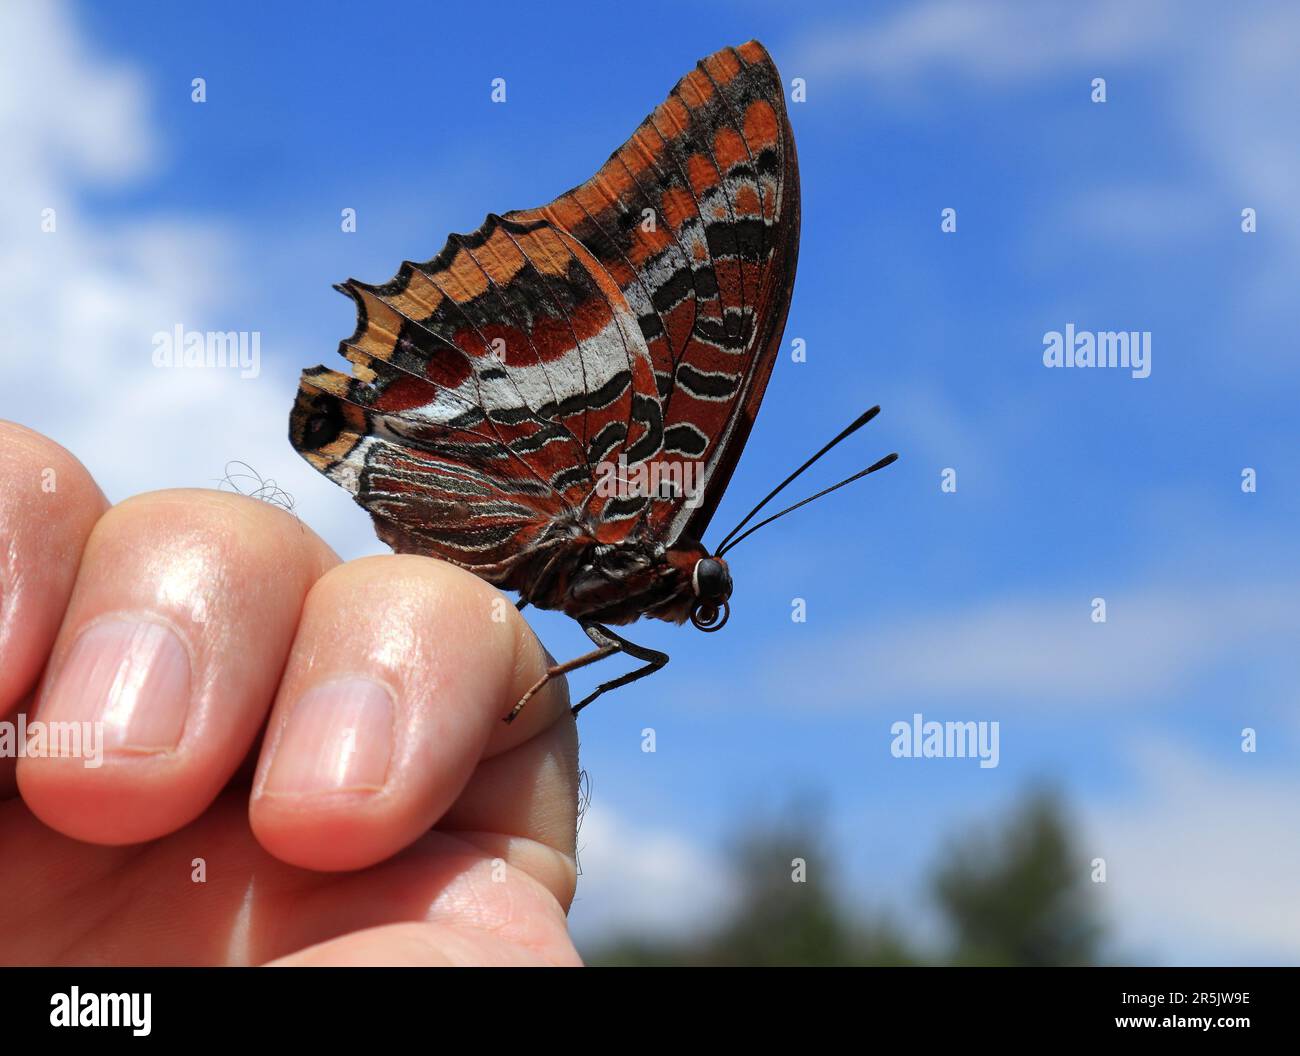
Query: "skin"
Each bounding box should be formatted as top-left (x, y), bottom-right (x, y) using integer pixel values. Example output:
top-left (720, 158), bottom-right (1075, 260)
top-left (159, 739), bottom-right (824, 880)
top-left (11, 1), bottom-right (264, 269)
top-left (0, 421), bottom-right (582, 966)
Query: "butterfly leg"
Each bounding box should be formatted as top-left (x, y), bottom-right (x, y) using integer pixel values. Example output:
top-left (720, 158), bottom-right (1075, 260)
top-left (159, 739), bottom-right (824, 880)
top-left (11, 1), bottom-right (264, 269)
top-left (504, 636), bottom-right (620, 724)
top-left (503, 622), bottom-right (669, 723)
top-left (570, 623), bottom-right (669, 718)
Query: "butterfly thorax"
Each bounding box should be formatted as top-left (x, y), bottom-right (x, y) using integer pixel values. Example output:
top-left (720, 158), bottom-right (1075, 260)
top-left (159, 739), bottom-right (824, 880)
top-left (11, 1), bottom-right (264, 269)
top-left (521, 527), bottom-right (724, 628)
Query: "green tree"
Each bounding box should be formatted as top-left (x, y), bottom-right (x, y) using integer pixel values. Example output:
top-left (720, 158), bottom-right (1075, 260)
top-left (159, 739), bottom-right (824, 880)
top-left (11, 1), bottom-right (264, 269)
top-left (590, 804), bottom-right (912, 966)
top-left (933, 788), bottom-right (1105, 966)
top-left (584, 787), bottom-right (1106, 967)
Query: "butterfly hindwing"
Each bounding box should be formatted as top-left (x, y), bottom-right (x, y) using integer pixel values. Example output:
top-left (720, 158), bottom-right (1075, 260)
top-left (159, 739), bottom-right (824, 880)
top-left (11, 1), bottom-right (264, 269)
top-left (290, 212), bottom-right (665, 584)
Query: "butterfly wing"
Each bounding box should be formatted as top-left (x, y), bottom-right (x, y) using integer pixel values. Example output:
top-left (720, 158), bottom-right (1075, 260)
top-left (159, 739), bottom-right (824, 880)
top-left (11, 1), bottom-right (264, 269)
top-left (507, 39), bottom-right (800, 545)
top-left (291, 40), bottom-right (798, 588)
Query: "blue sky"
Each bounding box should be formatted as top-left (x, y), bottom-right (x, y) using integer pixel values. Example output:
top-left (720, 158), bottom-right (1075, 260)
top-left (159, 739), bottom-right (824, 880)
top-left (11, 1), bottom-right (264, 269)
top-left (4, 0), bottom-right (1299, 963)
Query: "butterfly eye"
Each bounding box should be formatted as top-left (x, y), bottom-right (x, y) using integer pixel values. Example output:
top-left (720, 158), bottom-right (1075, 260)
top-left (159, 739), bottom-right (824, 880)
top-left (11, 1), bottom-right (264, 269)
top-left (692, 557), bottom-right (732, 602)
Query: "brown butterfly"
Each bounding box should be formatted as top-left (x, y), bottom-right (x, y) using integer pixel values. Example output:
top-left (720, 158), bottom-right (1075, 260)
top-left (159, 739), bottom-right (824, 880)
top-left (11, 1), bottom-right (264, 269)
top-left (290, 41), bottom-right (896, 720)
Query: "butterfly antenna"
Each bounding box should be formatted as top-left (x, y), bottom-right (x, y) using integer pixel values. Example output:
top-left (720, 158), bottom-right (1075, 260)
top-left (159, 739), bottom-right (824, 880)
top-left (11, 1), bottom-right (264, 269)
top-left (716, 452), bottom-right (898, 557)
top-left (713, 406), bottom-right (884, 554)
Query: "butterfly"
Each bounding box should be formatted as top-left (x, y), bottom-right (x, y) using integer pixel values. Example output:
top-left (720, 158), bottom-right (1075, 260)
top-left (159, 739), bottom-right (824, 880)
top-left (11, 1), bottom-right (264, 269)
top-left (290, 40), bottom-right (896, 721)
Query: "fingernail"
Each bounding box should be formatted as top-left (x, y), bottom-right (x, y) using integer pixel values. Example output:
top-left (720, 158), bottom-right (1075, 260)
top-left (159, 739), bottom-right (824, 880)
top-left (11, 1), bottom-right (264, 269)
top-left (42, 619), bottom-right (192, 752)
top-left (265, 678), bottom-right (394, 795)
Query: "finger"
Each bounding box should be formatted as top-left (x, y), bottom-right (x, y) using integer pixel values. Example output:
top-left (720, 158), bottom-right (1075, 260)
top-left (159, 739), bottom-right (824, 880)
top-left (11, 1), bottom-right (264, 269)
top-left (17, 489), bottom-right (338, 844)
top-left (437, 717), bottom-right (581, 909)
top-left (267, 916), bottom-right (582, 967)
top-left (249, 554), bottom-right (577, 876)
top-left (0, 789), bottom-right (580, 966)
top-left (264, 829), bottom-right (581, 966)
top-left (0, 422), bottom-right (108, 717)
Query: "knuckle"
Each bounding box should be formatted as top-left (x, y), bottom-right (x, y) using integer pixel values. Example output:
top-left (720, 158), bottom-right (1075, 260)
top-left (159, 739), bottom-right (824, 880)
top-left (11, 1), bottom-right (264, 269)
top-left (0, 423), bottom-right (103, 512)
top-left (89, 490), bottom-right (308, 578)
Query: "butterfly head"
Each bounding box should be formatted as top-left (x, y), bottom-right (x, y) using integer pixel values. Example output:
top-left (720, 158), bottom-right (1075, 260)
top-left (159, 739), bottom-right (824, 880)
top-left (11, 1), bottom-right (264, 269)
top-left (554, 537), bottom-right (729, 630)
top-left (687, 553), bottom-right (732, 633)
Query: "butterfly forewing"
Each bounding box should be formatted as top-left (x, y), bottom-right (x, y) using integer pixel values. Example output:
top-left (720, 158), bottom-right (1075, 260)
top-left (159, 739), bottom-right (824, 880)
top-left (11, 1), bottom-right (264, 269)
top-left (507, 40), bottom-right (799, 543)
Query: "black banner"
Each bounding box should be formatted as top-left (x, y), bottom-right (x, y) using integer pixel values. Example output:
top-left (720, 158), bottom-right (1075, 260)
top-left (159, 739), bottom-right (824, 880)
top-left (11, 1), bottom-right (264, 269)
top-left (0, 966), bottom-right (1289, 1042)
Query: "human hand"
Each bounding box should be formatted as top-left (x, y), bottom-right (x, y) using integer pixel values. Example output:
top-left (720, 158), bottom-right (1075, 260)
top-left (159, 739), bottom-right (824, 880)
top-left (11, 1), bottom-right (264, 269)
top-left (0, 422), bottom-right (581, 966)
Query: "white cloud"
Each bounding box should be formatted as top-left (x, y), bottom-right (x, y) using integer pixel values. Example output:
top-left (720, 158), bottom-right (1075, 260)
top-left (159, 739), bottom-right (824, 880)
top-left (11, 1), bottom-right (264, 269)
top-left (764, 583), bottom-right (1300, 711)
top-left (0, 1), bottom-right (155, 187)
top-left (795, 0), bottom-right (1169, 86)
top-left (795, 1), bottom-right (1300, 303)
top-left (1084, 740), bottom-right (1300, 964)
top-left (1061, 185), bottom-right (1218, 250)
top-left (0, 0), bottom-right (380, 560)
top-left (567, 802), bottom-right (735, 945)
